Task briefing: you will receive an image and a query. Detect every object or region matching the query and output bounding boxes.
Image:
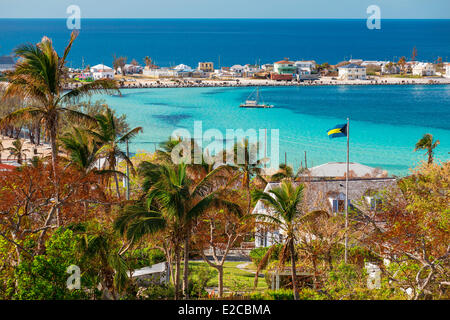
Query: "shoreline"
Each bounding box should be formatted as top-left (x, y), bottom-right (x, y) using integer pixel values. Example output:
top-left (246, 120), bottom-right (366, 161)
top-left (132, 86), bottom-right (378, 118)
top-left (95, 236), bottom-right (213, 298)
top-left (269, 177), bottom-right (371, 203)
top-left (85, 76), bottom-right (450, 89)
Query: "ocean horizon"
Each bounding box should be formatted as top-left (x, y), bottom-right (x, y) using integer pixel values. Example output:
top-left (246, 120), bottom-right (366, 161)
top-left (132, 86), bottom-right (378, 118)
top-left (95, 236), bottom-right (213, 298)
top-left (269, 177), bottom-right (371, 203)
top-left (1, 19), bottom-right (450, 68)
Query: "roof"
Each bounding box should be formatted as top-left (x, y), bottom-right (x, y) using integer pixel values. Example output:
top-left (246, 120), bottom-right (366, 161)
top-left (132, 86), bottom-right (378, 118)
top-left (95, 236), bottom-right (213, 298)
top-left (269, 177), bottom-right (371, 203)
top-left (127, 262), bottom-right (167, 278)
top-left (339, 63), bottom-right (366, 69)
top-left (275, 59), bottom-right (295, 65)
top-left (90, 64), bottom-right (113, 71)
top-left (253, 177), bottom-right (398, 215)
top-left (0, 56), bottom-right (14, 65)
top-left (301, 162), bottom-right (387, 178)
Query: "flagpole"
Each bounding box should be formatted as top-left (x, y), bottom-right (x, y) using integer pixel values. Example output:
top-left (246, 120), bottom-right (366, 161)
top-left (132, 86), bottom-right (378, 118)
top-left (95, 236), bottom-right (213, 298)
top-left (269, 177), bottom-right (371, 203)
top-left (344, 117), bottom-right (349, 263)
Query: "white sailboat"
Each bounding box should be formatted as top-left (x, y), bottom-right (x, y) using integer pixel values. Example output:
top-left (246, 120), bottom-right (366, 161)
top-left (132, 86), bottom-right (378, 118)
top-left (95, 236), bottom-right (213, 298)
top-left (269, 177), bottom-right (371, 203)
top-left (239, 87), bottom-right (273, 108)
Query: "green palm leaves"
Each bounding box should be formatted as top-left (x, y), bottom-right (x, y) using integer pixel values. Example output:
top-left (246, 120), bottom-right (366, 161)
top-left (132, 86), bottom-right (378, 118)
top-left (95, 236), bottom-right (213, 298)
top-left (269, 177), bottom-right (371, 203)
top-left (414, 133), bottom-right (440, 164)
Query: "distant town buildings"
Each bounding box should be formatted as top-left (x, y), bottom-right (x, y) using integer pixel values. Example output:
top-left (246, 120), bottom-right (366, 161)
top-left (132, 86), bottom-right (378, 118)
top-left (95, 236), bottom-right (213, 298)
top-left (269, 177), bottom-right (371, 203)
top-left (412, 62), bottom-right (436, 76)
top-left (90, 64), bottom-right (114, 80)
top-left (338, 63), bottom-right (367, 80)
top-left (198, 62), bottom-right (214, 72)
top-left (273, 58), bottom-right (297, 75)
top-left (445, 64), bottom-right (450, 78)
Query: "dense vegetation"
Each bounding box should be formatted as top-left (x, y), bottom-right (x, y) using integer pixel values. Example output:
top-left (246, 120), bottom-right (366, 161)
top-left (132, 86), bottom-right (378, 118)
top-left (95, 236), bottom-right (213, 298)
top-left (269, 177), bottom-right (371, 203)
top-left (0, 32), bottom-right (448, 300)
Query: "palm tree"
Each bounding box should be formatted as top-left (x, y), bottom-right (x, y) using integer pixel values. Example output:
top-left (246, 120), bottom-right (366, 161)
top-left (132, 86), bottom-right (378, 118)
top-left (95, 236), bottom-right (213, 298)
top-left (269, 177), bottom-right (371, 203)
top-left (7, 139), bottom-right (30, 164)
top-left (79, 230), bottom-right (129, 300)
top-left (271, 163), bottom-right (294, 181)
top-left (1, 31), bottom-right (119, 181)
top-left (414, 133), bottom-right (440, 164)
top-left (228, 139), bottom-right (266, 214)
top-left (252, 180), bottom-right (306, 300)
top-left (60, 127), bottom-right (99, 174)
top-left (117, 162), bottom-right (240, 299)
top-left (87, 106), bottom-right (142, 198)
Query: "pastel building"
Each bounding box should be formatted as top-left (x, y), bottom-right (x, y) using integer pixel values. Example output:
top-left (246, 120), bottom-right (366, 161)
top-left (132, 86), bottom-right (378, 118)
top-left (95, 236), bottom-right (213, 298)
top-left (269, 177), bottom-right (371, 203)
top-left (412, 62), bottom-right (435, 76)
top-left (90, 64), bottom-right (114, 80)
top-left (338, 64), bottom-right (367, 80)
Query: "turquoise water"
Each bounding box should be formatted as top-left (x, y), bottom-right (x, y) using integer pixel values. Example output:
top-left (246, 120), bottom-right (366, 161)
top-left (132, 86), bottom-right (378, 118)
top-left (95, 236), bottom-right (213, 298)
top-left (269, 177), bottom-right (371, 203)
top-left (91, 85), bottom-right (450, 176)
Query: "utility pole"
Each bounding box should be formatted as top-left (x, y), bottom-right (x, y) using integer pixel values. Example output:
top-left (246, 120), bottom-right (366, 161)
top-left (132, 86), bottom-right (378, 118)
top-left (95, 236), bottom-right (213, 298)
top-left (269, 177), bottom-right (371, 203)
top-left (126, 139), bottom-right (130, 201)
top-left (344, 117), bottom-right (350, 263)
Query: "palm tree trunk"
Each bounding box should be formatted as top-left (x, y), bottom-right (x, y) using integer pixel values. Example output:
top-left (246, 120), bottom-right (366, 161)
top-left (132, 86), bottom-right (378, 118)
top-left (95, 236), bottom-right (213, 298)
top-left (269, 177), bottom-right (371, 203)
top-left (183, 232), bottom-right (190, 299)
top-left (48, 123), bottom-right (61, 226)
top-left (114, 171), bottom-right (121, 199)
top-left (290, 239), bottom-right (299, 300)
top-left (175, 248), bottom-right (181, 300)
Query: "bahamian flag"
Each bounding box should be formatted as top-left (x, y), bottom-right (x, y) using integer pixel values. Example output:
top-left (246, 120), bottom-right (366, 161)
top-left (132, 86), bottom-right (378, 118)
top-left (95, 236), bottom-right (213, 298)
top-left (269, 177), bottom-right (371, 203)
top-left (327, 123), bottom-right (347, 139)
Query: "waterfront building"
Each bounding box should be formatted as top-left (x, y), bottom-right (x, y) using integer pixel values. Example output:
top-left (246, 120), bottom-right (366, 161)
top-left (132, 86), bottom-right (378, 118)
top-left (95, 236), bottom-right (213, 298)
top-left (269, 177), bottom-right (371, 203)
top-left (143, 67), bottom-right (179, 78)
top-left (273, 58), bottom-right (297, 75)
top-left (294, 60), bottom-right (316, 73)
top-left (338, 63), bottom-right (367, 80)
top-left (90, 64), bottom-right (114, 80)
top-left (230, 64), bottom-right (245, 76)
top-left (122, 64), bottom-right (143, 74)
top-left (445, 63), bottom-right (450, 78)
top-left (381, 63), bottom-right (401, 74)
top-left (412, 62), bottom-right (436, 76)
top-left (198, 62), bottom-right (214, 72)
top-left (262, 64), bottom-right (274, 72)
top-left (0, 56), bottom-right (15, 73)
top-left (349, 58), bottom-right (363, 65)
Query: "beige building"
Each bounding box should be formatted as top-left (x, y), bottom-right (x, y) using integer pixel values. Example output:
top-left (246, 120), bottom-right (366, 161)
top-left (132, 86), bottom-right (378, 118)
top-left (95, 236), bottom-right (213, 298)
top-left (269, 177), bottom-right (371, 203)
top-left (197, 62), bottom-right (214, 72)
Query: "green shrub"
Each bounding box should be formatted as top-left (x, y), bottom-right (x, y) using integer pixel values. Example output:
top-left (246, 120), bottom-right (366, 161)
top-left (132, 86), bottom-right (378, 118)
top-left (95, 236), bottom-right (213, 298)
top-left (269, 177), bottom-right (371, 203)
top-left (13, 228), bottom-right (88, 300)
top-left (135, 283), bottom-right (175, 300)
top-left (297, 288), bottom-right (327, 300)
top-left (266, 289), bottom-right (294, 300)
top-left (188, 265), bottom-right (216, 298)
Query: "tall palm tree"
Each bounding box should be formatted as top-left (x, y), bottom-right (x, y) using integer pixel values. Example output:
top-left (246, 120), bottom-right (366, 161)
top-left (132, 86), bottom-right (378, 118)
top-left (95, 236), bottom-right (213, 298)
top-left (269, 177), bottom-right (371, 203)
top-left (228, 139), bottom-right (266, 214)
top-left (252, 180), bottom-right (306, 300)
top-left (79, 230), bottom-right (129, 300)
top-left (414, 133), bottom-right (440, 164)
top-left (117, 162), bottom-right (240, 299)
top-left (1, 31), bottom-right (119, 180)
top-left (60, 127), bottom-right (99, 174)
top-left (87, 106), bottom-right (142, 199)
top-left (7, 139), bottom-right (30, 164)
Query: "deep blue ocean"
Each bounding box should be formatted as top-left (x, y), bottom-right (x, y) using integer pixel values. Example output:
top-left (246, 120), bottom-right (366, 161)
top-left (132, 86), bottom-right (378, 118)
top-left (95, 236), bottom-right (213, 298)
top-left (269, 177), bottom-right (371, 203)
top-left (1, 19), bottom-right (450, 67)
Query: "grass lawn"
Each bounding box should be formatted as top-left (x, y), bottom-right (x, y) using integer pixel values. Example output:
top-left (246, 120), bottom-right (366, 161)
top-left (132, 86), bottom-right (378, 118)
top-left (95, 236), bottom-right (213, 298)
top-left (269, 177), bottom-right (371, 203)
top-left (179, 261), bottom-right (268, 293)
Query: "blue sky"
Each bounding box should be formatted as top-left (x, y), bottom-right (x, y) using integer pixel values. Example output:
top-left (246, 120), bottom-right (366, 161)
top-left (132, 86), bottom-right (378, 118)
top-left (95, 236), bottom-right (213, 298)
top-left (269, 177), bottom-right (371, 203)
top-left (1, 0), bottom-right (449, 19)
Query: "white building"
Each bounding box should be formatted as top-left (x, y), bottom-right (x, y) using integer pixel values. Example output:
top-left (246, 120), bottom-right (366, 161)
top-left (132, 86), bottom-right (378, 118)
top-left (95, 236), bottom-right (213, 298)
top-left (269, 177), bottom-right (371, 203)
top-left (0, 56), bottom-right (15, 73)
top-left (174, 64), bottom-right (193, 72)
top-left (230, 64), bottom-right (245, 76)
top-left (338, 64), bottom-right (367, 80)
top-left (143, 67), bottom-right (179, 78)
top-left (294, 60), bottom-right (316, 73)
top-left (412, 62), bottom-right (435, 76)
top-left (445, 64), bottom-right (450, 78)
top-left (90, 64), bottom-right (114, 80)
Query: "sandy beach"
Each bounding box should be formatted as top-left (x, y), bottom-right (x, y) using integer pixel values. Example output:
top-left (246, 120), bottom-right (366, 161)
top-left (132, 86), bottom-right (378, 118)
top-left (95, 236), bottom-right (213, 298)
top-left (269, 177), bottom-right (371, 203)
top-left (0, 135), bottom-right (52, 164)
top-left (64, 75), bottom-right (450, 89)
